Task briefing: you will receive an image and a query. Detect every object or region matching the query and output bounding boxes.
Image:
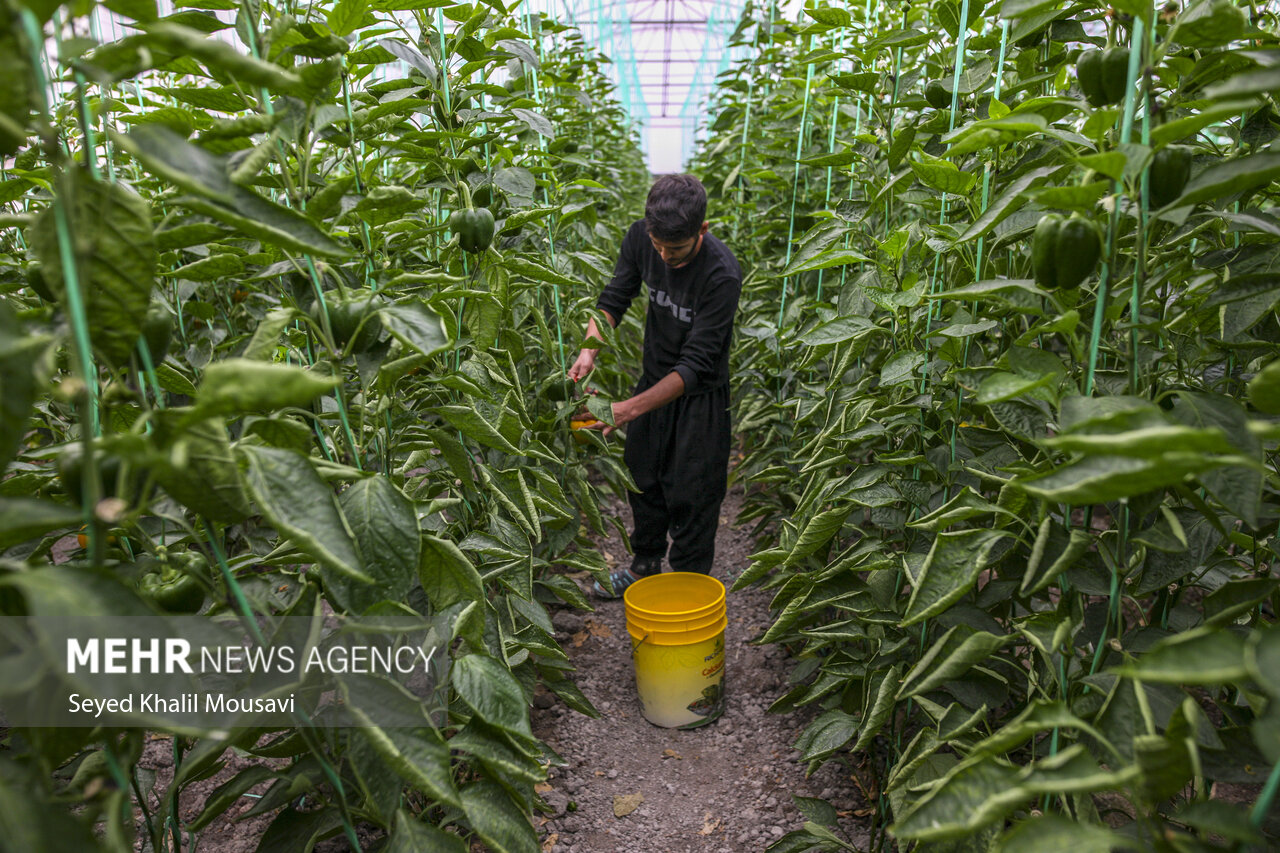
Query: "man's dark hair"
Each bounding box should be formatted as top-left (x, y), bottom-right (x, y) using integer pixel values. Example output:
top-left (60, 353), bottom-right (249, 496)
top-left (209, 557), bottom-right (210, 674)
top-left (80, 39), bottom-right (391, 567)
top-left (644, 174), bottom-right (707, 242)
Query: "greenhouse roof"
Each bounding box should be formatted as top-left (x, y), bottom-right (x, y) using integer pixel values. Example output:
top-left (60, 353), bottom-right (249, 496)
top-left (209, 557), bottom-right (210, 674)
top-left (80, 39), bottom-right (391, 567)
top-left (546, 0), bottom-right (752, 172)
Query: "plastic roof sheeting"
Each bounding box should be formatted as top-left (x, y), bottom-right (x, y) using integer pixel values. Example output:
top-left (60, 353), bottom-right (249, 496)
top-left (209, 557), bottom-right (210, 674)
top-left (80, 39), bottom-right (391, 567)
top-left (543, 0), bottom-right (749, 172)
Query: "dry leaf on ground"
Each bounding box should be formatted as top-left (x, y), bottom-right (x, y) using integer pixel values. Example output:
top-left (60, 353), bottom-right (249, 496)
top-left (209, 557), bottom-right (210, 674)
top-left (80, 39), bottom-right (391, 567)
top-left (613, 792), bottom-right (644, 817)
top-left (586, 619), bottom-right (613, 638)
top-left (699, 812), bottom-right (720, 835)
top-left (662, 749), bottom-right (682, 760)
top-left (541, 831), bottom-right (559, 852)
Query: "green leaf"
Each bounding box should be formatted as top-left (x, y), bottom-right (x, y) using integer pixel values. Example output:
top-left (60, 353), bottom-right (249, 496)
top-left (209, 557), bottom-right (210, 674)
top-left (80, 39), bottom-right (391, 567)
top-left (1172, 0), bottom-right (1246, 47)
top-left (331, 476), bottom-right (420, 614)
top-left (497, 206), bottom-right (557, 234)
top-left (326, 0), bottom-right (367, 35)
top-left (1114, 628), bottom-right (1248, 684)
top-left (780, 247), bottom-right (870, 277)
top-left (0, 306), bottom-right (45, 472)
top-left (388, 810), bottom-right (468, 853)
top-left (452, 654), bottom-right (532, 737)
top-left (511, 107), bottom-right (555, 139)
top-left (419, 532), bottom-right (483, 604)
top-left (0, 498), bottom-right (82, 550)
top-left (240, 445), bottom-right (370, 583)
top-left (1248, 358), bottom-right (1280, 413)
top-left (1022, 182), bottom-right (1109, 212)
top-left (972, 701), bottom-right (1114, 759)
top-left (435, 405), bottom-right (523, 456)
top-left (795, 709), bottom-right (860, 761)
top-left (166, 252), bottom-right (243, 281)
top-left (1016, 454), bottom-right (1221, 503)
top-left (887, 123), bottom-right (916, 170)
top-left (880, 351), bottom-right (925, 386)
top-left (459, 780), bottom-right (539, 853)
top-left (1150, 99), bottom-right (1261, 148)
top-left (194, 359), bottom-right (339, 418)
top-left (502, 254), bottom-right (578, 288)
top-left (994, 813), bottom-right (1130, 852)
top-left (911, 156), bottom-right (976, 194)
top-left (243, 308), bottom-right (296, 361)
top-left (953, 167), bottom-right (1057, 244)
top-left (785, 507), bottom-right (852, 565)
top-left (805, 5), bottom-right (852, 26)
top-left (899, 627), bottom-right (1009, 698)
top-left (1175, 152), bottom-right (1280, 208)
top-left (380, 299), bottom-right (450, 357)
top-left (797, 316), bottom-right (881, 346)
top-left (153, 414), bottom-right (252, 522)
top-left (29, 172), bottom-right (156, 366)
top-left (909, 487), bottom-right (1008, 532)
top-left (902, 529), bottom-right (1012, 626)
top-left (976, 371), bottom-right (1054, 405)
top-left (798, 151), bottom-right (859, 167)
top-left (351, 721), bottom-right (461, 808)
top-left (1075, 151), bottom-right (1127, 182)
top-left (173, 189), bottom-right (350, 258)
top-left (113, 125), bottom-right (235, 204)
top-left (188, 766), bottom-right (277, 832)
top-left (1040, 425), bottom-right (1236, 457)
top-left (852, 666), bottom-right (901, 753)
top-left (944, 114), bottom-right (1046, 158)
top-left (891, 757), bottom-right (1018, 841)
top-left (142, 22), bottom-right (304, 92)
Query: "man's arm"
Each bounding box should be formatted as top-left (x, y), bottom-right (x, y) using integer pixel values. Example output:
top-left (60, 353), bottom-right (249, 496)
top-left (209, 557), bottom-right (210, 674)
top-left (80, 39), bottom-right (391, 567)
top-left (567, 310), bottom-right (616, 382)
top-left (605, 370), bottom-right (684, 437)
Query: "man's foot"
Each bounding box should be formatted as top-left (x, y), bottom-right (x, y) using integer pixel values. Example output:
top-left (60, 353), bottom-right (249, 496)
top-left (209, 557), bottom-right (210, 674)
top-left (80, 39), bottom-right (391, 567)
top-left (593, 555), bottom-right (663, 599)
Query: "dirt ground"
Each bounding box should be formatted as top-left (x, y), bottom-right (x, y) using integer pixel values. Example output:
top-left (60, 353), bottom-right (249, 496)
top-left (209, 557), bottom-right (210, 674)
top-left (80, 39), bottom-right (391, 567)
top-left (126, 489), bottom-right (871, 852)
top-left (529, 490), bottom-right (871, 853)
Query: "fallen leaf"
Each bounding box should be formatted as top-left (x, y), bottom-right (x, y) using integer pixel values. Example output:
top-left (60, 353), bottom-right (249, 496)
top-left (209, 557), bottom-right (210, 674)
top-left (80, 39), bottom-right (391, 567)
top-left (854, 807), bottom-right (876, 817)
top-left (571, 630), bottom-right (588, 648)
top-left (535, 782), bottom-right (553, 794)
top-left (699, 812), bottom-right (720, 835)
top-left (567, 571), bottom-right (589, 580)
top-left (603, 550), bottom-right (616, 567)
top-left (586, 619), bottom-right (613, 639)
top-left (662, 749), bottom-right (682, 760)
top-left (613, 792), bottom-right (644, 818)
top-left (541, 832), bottom-right (559, 852)
top-left (594, 770), bottom-right (606, 777)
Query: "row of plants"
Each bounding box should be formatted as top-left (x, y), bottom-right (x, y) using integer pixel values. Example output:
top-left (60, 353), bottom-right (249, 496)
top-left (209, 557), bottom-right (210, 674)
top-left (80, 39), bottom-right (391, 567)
top-left (692, 0), bottom-right (1280, 850)
top-left (0, 0), bottom-right (650, 849)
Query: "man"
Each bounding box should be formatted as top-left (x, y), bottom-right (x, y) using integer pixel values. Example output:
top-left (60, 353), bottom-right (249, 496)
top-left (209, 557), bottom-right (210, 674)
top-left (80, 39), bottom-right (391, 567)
top-left (567, 174), bottom-right (742, 598)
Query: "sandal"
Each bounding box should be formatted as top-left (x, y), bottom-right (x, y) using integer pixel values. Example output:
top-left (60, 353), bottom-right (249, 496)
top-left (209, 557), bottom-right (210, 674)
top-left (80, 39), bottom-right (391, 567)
top-left (592, 555), bottom-right (663, 599)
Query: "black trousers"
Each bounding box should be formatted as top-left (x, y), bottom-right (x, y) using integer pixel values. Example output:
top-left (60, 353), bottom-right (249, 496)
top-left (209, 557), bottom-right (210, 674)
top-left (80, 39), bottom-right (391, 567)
top-left (623, 382), bottom-right (731, 574)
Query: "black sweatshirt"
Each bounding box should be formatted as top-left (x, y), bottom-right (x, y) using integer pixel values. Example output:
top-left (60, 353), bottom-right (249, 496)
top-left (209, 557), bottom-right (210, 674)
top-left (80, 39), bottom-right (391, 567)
top-left (596, 220), bottom-right (742, 396)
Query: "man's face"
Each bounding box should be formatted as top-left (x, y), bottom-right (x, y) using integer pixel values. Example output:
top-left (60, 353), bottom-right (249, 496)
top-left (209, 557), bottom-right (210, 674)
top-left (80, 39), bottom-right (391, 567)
top-left (649, 223), bottom-right (708, 268)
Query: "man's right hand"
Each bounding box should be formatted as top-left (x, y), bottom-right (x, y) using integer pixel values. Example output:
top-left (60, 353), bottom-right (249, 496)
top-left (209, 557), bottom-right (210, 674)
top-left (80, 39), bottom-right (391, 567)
top-left (567, 349), bottom-right (596, 383)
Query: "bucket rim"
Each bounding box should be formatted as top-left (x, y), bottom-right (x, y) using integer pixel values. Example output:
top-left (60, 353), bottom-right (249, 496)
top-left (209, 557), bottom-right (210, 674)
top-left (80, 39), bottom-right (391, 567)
top-left (624, 571), bottom-right (726, 618)
top-left (628, 615), bottom-right (727, 646)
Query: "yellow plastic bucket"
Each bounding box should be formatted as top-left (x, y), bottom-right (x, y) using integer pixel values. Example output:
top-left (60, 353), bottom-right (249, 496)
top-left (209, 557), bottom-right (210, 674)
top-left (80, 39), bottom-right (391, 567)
top-left (624, 572), bottom-right (726, 729)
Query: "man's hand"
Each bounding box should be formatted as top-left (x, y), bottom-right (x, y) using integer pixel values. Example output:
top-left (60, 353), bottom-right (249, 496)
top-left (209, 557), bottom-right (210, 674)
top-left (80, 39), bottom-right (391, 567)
top-left (567, 349), bottom-right (596, 383)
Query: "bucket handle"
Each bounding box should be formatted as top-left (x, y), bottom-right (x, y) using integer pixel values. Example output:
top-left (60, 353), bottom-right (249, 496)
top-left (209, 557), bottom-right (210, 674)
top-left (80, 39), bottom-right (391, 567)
top-left (630, 630), bottom-right (651, 653)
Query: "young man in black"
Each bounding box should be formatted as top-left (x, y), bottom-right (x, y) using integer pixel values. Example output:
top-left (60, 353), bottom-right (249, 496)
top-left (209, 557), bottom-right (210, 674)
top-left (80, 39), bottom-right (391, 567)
top-left (567, 174), bottom-right (742, 598)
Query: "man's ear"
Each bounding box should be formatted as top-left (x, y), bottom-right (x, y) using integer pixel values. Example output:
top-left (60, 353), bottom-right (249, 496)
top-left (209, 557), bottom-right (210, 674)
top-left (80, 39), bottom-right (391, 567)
top-left (699, 222), bottom-right (710, 236)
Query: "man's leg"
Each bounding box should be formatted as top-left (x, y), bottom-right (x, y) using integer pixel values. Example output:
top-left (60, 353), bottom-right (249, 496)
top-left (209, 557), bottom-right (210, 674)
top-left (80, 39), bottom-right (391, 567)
top-left (593, 406), bottom-right (672, 598)
top-left (663, 385), bottom-right (731, 574)
top-left (623, 406), bottom-right (671, 561)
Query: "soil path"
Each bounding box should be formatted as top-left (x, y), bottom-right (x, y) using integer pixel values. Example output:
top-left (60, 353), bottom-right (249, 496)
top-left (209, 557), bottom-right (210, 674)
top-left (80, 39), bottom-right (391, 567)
top-left (532, 490), bottom-right (871, 853)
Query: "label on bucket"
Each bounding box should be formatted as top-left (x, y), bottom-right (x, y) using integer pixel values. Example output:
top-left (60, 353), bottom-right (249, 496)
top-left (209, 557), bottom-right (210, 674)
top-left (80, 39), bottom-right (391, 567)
top-left (633, 633), bottom-right (725, 729)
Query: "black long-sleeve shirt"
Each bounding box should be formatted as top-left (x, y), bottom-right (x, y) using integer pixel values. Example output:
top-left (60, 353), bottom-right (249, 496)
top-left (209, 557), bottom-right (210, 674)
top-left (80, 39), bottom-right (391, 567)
top-left (596, 220), bottom-right (742, 396)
